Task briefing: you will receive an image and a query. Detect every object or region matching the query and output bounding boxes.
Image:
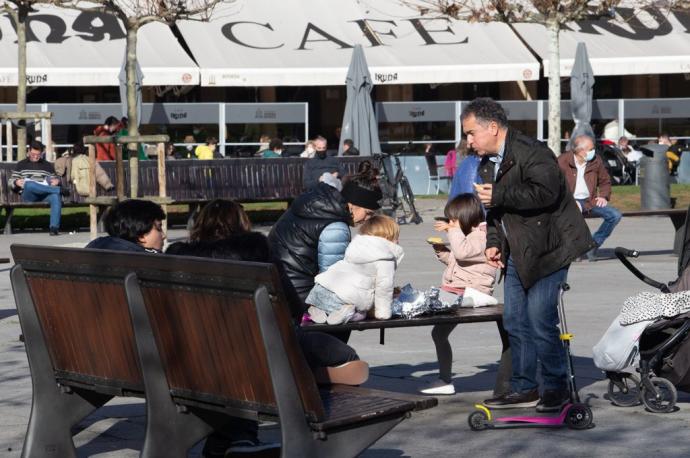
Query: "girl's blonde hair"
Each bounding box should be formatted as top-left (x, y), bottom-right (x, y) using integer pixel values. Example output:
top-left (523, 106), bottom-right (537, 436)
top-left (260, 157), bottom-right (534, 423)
top-left (359, 215), bottom-right (399, 242)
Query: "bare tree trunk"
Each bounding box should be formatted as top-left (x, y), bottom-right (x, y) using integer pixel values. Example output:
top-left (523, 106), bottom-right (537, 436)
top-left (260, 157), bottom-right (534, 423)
top-left (546, 18), bottom-right (562, 156)
top-left (16, 6), bottom-right (27, 160)
top-left (126, 24), bottom-right (139, 198)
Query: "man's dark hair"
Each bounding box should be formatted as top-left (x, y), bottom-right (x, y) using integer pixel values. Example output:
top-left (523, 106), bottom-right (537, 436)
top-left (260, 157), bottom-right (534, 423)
top-left (206, 136), bottom-right (218, 145)
top-left (343, 139), bottom-right (354, 148)
top-left (445, 193), bottom-right (485, 236)
top-left (30, 140), bottom-right (44, 151)
top-left (72, 142), bottom-right (87, 156)
top-left (460, 97), bottom-right (508, 128)
top-left (269, 138), bottom-right (283, 151)
top-left (104, 199), bottom-right (166, 244)
top-left (104, 116), bottom-right (119, 127)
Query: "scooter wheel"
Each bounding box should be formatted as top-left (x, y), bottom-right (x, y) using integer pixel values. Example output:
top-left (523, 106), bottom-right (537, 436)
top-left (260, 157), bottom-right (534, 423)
top-left (641, 377), bottom-right (677, 413)
top-left (565, 404), bottom-right (594, 430)
top-left (468, 410), bottom-right (489, 431)
top-left (607, 373), bottom-right (642, 407)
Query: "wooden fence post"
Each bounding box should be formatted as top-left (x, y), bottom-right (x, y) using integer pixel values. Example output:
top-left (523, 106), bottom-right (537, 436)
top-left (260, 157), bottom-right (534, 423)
top-left (88, 144), bottom-right (97, 240)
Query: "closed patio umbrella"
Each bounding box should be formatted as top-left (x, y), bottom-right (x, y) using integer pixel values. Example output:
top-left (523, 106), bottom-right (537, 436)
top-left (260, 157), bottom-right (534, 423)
top-left (568, 42), bottom-right (595, 150)
top-left (338, 45), bottom-right (380, 156)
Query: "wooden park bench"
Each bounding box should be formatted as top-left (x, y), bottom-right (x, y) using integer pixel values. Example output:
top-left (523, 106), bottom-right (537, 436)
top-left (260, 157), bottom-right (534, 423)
top-left (11, 244), bottom-right (436, 457)
top-left (302, 305), bottom-right (512, 397)
top-left (0, 157), bottom-right (367, 234)
top-left (302, 304), bottom-right (512, 396)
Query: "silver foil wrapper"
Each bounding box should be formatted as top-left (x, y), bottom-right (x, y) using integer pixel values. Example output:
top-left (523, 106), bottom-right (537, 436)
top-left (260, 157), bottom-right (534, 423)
top-left (392, 284), bottom-right (461, 318)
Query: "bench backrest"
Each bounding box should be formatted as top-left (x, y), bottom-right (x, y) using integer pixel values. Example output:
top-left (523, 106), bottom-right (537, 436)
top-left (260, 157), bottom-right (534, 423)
top-left (128, 253), bottom-right (326, 421)
top-left (11, 244), bottom-right (144, 392)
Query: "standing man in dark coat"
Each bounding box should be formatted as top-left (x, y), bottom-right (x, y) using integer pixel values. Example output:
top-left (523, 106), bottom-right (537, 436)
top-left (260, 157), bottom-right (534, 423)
top-left (466, 98), bottom-right (595, 412)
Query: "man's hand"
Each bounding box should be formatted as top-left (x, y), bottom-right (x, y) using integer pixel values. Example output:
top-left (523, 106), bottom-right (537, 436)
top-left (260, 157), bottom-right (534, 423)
top-left (595, 197), bottom-right (608, 207)
top-left (474, 183), bottom-right (493, 206)
top-left (14, 179), bottom-right (25, 188)
top-left (485, 247), bottom-right (504, 268)
top-left (49, 178), bottom-right (60, 186)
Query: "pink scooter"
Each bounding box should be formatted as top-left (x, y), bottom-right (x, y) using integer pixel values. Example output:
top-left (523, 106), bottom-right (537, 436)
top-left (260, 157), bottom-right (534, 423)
top-left (468, 283), bottom-right (594, 431)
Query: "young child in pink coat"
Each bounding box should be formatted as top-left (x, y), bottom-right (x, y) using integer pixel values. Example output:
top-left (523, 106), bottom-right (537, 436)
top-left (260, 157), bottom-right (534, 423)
top-left (421, 194), bottom-right (497, 395)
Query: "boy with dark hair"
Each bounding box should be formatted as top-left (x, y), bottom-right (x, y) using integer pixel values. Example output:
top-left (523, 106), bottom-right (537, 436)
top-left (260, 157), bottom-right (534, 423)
top-left (86, 199), bottom-right (166, 252)
top-left (261, 138), bottom-right (284, 158)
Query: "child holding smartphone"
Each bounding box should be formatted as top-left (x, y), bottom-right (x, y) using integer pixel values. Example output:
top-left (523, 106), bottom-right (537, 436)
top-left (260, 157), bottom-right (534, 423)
top-left (421, 193), bottom-right (497, 395)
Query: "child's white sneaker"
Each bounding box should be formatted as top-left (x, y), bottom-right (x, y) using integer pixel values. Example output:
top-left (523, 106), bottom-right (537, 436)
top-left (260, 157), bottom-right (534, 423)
top-left (307, 306), bottom-right (328, 324)
top-left (419, 379), bottom-right (456, 395)
top-left (326, 304), bottom-right (356, 325)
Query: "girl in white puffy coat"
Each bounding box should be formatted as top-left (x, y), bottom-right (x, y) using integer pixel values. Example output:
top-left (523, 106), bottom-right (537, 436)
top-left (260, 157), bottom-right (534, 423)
top-left (305, 215), bottom-right (404, 325)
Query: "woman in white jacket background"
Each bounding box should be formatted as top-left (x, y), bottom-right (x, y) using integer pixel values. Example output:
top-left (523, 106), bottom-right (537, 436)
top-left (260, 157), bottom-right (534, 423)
top-left (306, 215), bottom-right (404, 325)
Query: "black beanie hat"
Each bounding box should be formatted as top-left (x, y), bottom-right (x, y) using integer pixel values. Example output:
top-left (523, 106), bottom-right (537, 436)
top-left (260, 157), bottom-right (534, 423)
top-left (341, 180), bottom-right (382, 210)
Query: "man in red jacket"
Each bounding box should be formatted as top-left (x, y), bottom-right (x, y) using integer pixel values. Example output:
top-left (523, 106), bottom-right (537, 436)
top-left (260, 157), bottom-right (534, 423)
top-left (93, 116), bottom-right (121, 161)
top-left (558, 135), bottom-right (622, 261)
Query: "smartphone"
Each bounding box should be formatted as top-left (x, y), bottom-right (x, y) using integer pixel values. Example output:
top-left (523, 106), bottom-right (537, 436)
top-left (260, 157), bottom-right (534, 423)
top-left (434, 216), bottom-right (450, 223)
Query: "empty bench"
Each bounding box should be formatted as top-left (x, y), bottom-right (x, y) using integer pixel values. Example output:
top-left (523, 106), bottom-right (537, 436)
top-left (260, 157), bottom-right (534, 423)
top-left (303, 306), bottom-right (512, 397)
top-left (11, 245), bottom-right (436, 457)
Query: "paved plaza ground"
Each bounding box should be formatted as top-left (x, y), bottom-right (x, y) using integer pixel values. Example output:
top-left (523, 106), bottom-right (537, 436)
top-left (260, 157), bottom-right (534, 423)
top-left (1, 198), bottom-right (689, 457)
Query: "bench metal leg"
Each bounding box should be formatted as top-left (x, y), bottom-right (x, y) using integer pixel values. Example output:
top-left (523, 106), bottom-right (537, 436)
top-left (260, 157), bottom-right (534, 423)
top-left (494, 319), bottom-right (512, 397)
top-left (4, 207), bottom-right (13, 235)
top-left (124, 274), bottom-right (213, 458)
top-left (11, 266), bottom-right (112, 458)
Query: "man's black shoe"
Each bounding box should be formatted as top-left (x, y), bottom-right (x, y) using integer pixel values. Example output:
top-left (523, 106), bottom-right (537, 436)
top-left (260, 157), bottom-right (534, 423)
top-left (49, 227), bottom-right (60, 236)
top-left (536, 389), bottom-right (570, 413)
top-left (483, 389), bottom-right (539, 409)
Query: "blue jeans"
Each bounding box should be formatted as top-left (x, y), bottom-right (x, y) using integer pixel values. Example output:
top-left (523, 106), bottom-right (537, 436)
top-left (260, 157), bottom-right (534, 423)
top-left (503, 257), bottom-right (568, 393)
top-left (22, 181), bottom-right (62, 229)
top-left (579, 201), bottom-right (622, 247)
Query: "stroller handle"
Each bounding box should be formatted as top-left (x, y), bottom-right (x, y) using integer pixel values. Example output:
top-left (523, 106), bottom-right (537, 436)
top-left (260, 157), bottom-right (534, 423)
top-left (615, 247), bottom-right (639, 258)
top-left (615, 246), bottom-right (670, 293)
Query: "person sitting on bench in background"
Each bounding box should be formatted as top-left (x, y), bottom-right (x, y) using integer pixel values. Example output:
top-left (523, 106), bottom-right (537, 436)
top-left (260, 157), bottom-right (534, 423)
top-left (9, 140), bottom-right (70, 236)
top-left (166, 199), bottom-right (369, 458)
top-left (558, 134), bottom-right (622, 262)
top-left (86, 199), bottom-right (165, 252)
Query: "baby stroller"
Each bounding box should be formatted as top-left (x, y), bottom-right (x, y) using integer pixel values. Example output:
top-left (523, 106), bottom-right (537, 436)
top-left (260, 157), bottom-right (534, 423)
top-left (594, 241), bottom-right (690, 413)
top-left (597, 141), bottom-right (634, 185)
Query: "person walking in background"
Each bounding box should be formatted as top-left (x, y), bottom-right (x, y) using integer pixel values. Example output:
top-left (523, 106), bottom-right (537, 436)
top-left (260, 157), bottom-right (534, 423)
top-left (195, 137), bottom-right (218, 160)
top-left (444, 140), bottom-right (468, 178)
top-left (559, 135), bottom-right (622, 262)
top-left (117, 117), bottom-right (147, 160)
top-left (93, 116), bottom-right (120, 161)
top-left (261, 138), bottom-right (284, 158)
top-left (10, 141), bottom-right (70, 236)
top-left (466, 98), bottom-right (594, 412)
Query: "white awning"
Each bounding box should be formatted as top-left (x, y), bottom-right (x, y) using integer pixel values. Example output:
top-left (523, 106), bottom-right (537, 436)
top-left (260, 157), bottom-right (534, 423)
top-left (176, 0), bottom-right (539, 87)
top-left (513, 9), bottom-right (690, 76)
top-left (0, 6), bottom-right (199, 86)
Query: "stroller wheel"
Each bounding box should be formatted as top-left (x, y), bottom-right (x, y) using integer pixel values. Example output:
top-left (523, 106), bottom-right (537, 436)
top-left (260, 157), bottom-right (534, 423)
top-left (565, 404), bottom-right (594, 430)
top-left (468, 410), bottom-right (489, 431)
top-left (641, 377), bottom-right (677, 413)
top-left (607, 373), bottom-right (642, 407)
